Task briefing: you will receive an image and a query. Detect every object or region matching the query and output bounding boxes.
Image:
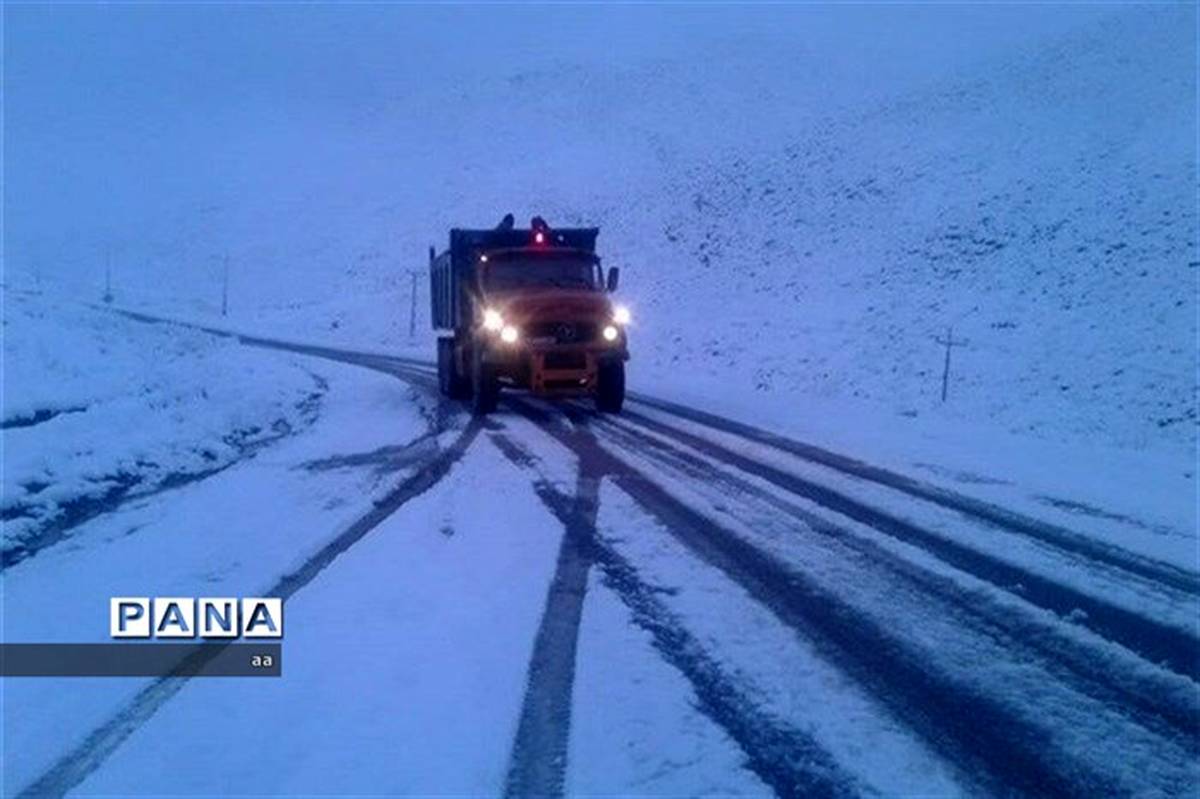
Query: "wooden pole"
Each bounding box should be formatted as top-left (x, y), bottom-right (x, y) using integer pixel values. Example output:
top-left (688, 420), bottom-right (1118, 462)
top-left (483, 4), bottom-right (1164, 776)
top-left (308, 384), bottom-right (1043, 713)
top-left (941, 326), bottom-right (952, 402)
top-left (221, 254), bottom-right (230, 317)
top-left (103, 249), bottom-right (114, 304)
top-left (408, 270), bottom-right (418, 339)
top-left (934, 326), bottom-right (968, 402)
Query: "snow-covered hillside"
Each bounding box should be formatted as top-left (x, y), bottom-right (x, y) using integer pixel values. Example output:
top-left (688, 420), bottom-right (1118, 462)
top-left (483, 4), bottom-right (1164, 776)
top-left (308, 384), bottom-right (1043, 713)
top-left (627, 6), bottom-right (1196, 451)
top-left (5, 4), bottom-right (1194, 456)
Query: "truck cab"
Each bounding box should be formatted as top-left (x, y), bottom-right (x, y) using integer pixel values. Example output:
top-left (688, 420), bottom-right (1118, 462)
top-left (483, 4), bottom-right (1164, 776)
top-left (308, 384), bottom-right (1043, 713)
top-left (429, 216), bottom-right (629, 415)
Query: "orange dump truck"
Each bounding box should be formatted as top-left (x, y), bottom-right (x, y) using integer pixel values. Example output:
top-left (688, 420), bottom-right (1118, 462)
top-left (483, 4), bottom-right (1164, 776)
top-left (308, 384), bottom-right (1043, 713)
top-left (429, 215), bottom-right (629, 415)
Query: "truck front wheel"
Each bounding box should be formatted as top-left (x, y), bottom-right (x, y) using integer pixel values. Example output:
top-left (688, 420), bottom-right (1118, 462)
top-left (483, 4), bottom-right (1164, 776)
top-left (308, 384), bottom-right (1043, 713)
top-left (437, 337), bottom-right (471, 399)
top-left (470, 347), bottom-right (499, 415)
top-left (595, 361), bottom-right (625, 413)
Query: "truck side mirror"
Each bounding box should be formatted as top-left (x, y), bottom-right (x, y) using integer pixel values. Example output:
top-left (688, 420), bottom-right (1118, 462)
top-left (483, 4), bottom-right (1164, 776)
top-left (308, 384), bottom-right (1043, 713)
top-left (606, 267), bottom-right (620, 292)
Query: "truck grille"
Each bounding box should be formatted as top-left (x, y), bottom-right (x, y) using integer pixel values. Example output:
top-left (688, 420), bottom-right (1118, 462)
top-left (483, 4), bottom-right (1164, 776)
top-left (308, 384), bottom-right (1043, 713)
top-left (527, 321), bottom-right (598, 344)
top-left (543, 351), bottom-right (587, 370)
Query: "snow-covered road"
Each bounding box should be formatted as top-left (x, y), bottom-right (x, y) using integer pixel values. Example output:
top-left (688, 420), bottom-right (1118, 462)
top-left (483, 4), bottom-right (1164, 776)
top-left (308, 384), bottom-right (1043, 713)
top-left (4, 317), bottom-right (1197, 798)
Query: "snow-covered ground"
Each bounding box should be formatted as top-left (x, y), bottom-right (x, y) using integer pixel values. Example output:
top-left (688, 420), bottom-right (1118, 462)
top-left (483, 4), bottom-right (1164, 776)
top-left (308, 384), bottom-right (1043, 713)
top-left (2, 302), bottom-right (440, 793)
top-left (3, 3), bottom-right (1196, 798)
top-left (2, 298), bottom-right (1196, 796)
top-left (1, 288), bottom-right (326, 561)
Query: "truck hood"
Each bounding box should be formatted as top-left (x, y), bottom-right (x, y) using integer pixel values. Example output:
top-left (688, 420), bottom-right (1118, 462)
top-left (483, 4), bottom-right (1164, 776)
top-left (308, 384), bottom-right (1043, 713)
top-left (486, 289), bottom-right (611, 323)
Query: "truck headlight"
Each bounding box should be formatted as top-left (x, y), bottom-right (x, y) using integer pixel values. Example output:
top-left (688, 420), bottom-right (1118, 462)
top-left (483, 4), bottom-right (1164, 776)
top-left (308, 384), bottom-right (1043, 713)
top-left (500, 324), bottom-right (520, 344)
top-left (602, 325), bottom-right (619, 342)
top-left (613, 305), bottom-right (631, 325)
top-left (482, 308), bottom-right (504, 332)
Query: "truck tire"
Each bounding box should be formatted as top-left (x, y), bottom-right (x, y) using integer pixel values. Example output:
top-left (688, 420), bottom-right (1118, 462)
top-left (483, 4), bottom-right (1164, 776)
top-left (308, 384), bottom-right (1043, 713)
top-left (449, 344), bottom-right (471, 400)
top-left (438, 337), bottom-right (471, 399)
top-left (470, 347), bottom-right (499, 415)
top-left (595, 361), bottom-right (625, 413)
top-left (437, 338), bottom-right (453, 397)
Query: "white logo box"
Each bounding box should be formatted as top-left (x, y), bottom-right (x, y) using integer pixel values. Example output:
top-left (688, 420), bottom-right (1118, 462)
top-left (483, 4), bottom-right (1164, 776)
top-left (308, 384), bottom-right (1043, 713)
top-left (110, 597), bottom-right (283, 639)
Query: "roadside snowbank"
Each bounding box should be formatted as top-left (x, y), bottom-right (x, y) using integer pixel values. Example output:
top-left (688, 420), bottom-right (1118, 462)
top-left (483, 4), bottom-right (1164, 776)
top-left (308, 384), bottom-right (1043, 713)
top-left (1, 288), bottom-right (324, 556)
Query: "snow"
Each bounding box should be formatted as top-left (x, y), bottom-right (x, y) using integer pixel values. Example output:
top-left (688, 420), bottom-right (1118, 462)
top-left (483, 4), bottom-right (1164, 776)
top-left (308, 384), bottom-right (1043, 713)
top-left (3, 3), bottom-right (1196, 797)
top-left (1, 289), bottom-right (326, 555)
top-left (6, 4), bottom-right (1193, 458)
top-left (621, 401), bottom-right (1198, 579)
top-left (62, 437), bottom-right (567, 795)
top-left (585, 434), bottom-right (1198, 796)
top-left (585, 478), bottom-right (965, 797)
top-left (1, 334), bottom-right (434, 793)
top-left (567, 577), bottom-right (769, 797)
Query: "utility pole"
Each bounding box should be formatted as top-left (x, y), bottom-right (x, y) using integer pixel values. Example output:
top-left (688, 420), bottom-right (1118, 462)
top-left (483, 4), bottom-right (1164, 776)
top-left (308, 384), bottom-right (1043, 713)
top-left (221, 254), bottom-right (230, 317)
top-left (103, 248), bottom-right (114, 304)
top-left (408, 270), bottom-right (418, 339)
top-left (934, 326), bottom-right (968, 402)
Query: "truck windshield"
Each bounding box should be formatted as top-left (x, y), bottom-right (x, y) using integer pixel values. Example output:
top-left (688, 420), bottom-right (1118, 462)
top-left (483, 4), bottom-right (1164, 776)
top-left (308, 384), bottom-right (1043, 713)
top-left (483, 255), bottom-right (602, 292)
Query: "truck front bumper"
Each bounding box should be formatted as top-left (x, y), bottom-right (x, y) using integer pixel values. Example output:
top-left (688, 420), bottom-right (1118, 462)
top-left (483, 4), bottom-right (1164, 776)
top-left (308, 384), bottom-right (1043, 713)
top-left (483, 344), bottom-right (626, 397)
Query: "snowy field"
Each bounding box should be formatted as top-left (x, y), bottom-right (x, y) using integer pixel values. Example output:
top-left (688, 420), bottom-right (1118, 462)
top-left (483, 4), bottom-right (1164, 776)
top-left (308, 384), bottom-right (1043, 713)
top-left (1, 288), bottom-right (326, 563)
top-left (3, 3), bottom-right (1197, 798)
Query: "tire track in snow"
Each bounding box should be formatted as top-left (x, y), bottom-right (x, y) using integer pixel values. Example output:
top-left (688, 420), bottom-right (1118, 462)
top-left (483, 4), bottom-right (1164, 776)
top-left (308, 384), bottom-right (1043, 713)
top-left (613, 408), bottom-right (1200, 683)
top-left (588, 410), bottom-right (1200, 746)
top-left (108, 307), bottom-right (439, 395)
top-left (102, 316), bottom-right (860, 795)
top-left (629, 394), bottom-right (1200, 597)
top-left (491, 423), bottom-right (864, 799)
top-left (115, 309), bottom-right (1192, 595)
top-left (16, 419), bottom-right (482, 799)
top-left (499, 430), bottom-right (599, 799)
top-left (543, 405), bottom-right (1123, 799)
top-left (96, 314), bottom-right (1196, 794)
top-left (1, 379), bottom-right (326, 572)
